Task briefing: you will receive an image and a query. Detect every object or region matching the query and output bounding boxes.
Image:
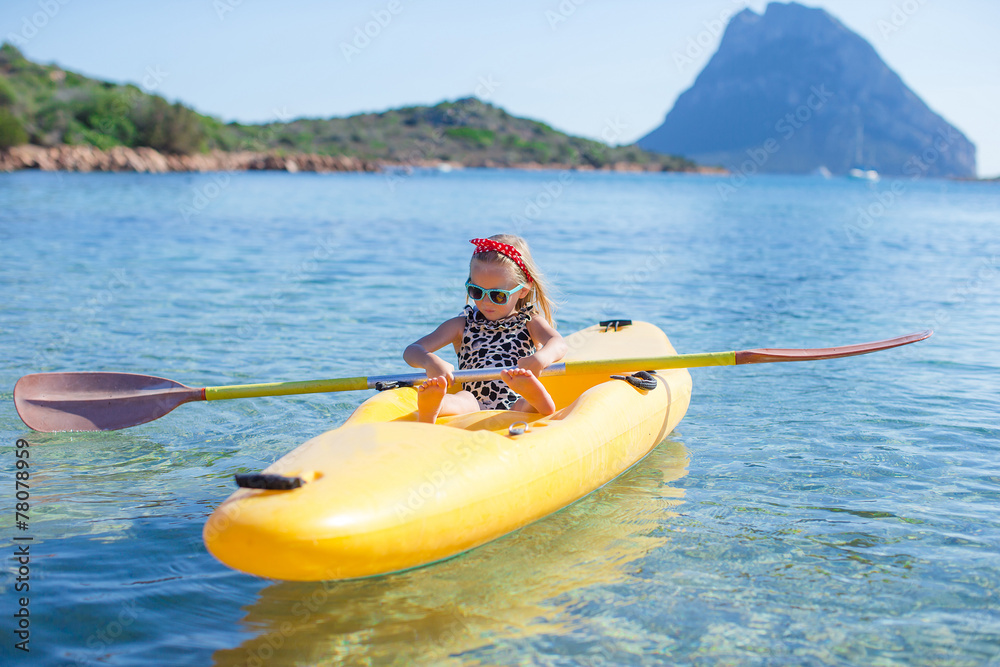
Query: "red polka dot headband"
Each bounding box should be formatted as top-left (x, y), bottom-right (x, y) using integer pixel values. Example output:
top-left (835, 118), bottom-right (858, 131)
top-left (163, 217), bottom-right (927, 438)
top-left (469, 238), bottom-right (533, 284)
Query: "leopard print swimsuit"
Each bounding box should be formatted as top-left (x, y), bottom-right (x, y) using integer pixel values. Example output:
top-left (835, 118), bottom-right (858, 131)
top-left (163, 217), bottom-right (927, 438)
top-left (458, 304), bottom-right (536, 410)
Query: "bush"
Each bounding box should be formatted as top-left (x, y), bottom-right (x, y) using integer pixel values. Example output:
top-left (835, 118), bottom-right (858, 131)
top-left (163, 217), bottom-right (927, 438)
top-left (0, 108), bottom-right (28, 148)
top-left (201, 118), bottom-right (241, 151)
top-left (133, 97), bottom-right (205, 154)
top-left (582, 145), bottom-right (609, 168)
top-left (502, 134), bottom-right (525, 149)
top-left (444, 127), bottom-right (495, 148)
top-left (0, 75), bottom-right (17, 107)
top-left (77, 124), bottom-right (122, 150)
top-left (556, 142), bottom-right (578, 163)
top-left (523, 140), bottom-right (551, 163)
top-left (0, 43), bottom-right (26, 66)
top-left (86, 90), bottom-right (139, 146)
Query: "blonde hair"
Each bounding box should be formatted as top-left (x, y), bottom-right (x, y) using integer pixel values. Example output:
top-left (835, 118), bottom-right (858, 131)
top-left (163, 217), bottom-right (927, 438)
top-left (469, 234), bottom-right (557, 328)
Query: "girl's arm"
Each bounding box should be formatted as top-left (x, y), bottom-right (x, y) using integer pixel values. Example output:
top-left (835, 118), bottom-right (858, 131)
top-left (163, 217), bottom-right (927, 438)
top-left (520, 316), bottom-right (567, 376)
top-left (404, 316), bottom-right (466, 382)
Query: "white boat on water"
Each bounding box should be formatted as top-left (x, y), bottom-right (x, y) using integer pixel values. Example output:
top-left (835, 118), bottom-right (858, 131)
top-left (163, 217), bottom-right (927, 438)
top-left (847, 115), bottom-right (879, 181)
top-left (847, 167), bottom-right (880, 182)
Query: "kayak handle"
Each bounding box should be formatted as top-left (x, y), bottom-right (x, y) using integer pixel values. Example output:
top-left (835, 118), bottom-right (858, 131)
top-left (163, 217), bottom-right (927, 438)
top-left (610, 371), bottom-right (659, 391)
top-left (235, 473), bottom-right (304, 491)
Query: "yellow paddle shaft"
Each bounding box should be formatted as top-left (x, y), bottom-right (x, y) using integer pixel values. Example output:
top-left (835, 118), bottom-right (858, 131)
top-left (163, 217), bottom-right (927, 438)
top-left (205, 376), bottom-right (368, 401)
top-left (561, 351), bottom-right (736, 375)
top-left (201, 352), bottom-right (736, 402)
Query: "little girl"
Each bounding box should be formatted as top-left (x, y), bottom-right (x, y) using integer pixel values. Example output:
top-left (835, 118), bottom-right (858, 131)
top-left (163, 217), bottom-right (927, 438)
top-left (404, 234), bottom-right (567, 423)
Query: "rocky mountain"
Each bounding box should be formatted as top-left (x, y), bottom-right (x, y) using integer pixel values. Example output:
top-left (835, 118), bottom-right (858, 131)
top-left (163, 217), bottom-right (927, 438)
top-left (638, 2), bottom-right (976, 178)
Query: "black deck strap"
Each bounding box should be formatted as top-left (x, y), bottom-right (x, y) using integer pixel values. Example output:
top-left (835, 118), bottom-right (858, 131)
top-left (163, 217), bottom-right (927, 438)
top-left (599, 319), bottom-right (633, 332)
top-left (235, 473), bottom-right (304, 490)
top-left (375, 380), bottom-right (416, 391)
top-left (610, 370), bottom-right (658, 391)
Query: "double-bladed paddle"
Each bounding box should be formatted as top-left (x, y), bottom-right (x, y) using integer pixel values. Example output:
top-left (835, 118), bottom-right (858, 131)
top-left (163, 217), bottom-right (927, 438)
top-left (13, 330), bottom-right (932, 432)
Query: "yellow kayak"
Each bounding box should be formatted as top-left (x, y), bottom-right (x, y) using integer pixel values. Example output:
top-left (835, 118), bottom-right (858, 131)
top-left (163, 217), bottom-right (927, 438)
top-left (203, 320), bottom-right (692, 581)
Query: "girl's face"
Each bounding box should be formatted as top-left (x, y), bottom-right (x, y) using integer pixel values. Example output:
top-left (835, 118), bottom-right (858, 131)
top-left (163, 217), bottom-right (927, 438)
top-left (468, 259), bottom-right (529, 321)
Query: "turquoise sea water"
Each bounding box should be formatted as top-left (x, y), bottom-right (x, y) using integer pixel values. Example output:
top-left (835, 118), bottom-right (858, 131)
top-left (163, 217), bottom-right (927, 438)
top-left (1, 169), bottom-right (998, 666)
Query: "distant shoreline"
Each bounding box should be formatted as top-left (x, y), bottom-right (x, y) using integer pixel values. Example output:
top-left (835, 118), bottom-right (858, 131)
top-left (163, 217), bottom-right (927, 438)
top-left (0, 144), bottom-right (726, 176)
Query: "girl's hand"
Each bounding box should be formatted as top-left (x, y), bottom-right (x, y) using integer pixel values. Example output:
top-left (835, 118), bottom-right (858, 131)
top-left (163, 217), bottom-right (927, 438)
top-left (424, 355), bottom-right (455, 385)
top-left (517, 354), bottom-right (545, 377)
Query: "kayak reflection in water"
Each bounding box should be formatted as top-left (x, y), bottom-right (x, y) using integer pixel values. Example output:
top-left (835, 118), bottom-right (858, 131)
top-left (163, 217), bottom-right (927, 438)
top-left (404, 234), bottom-right (567, 423)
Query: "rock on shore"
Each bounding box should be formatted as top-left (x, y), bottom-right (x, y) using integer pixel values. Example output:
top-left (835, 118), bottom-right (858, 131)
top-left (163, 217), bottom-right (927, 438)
top-left (0, 145), bottom-right (377, 173)
top-left (0, 144), bottom-right (724, 175)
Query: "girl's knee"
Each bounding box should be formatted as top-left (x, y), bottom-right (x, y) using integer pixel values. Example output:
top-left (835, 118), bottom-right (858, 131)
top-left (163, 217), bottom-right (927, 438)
top-left (510, 397), bottom-right (537, 413)
top-left (446, 391), bottom-right (481, 414)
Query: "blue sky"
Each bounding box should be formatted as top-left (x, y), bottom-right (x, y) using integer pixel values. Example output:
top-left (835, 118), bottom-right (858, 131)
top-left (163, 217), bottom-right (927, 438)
top-left (3, 0), bottom-right (998, 176)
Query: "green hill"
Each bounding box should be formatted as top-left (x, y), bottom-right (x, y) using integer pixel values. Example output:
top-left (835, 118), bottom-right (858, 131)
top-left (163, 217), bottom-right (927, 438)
top-left (0, 42), bottom-right (695, 170)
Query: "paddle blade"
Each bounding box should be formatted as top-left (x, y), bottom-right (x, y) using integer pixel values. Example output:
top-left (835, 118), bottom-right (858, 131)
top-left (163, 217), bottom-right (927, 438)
top-left (14, 372), bottom-right (204, 432)
top-left (735, 330), bottom-right (933, 364)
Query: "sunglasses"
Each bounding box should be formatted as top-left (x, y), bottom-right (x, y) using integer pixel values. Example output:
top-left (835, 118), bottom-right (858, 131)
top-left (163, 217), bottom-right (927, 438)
top-left (465, 280), bottom-right (526, 306)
